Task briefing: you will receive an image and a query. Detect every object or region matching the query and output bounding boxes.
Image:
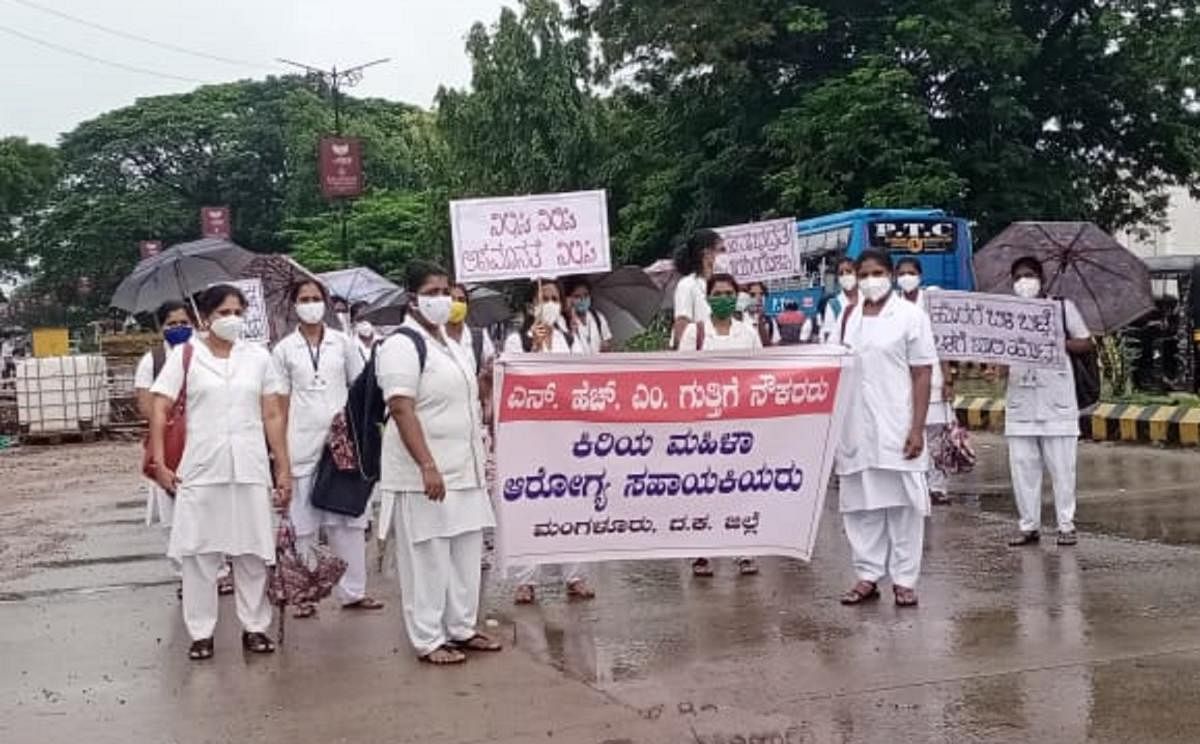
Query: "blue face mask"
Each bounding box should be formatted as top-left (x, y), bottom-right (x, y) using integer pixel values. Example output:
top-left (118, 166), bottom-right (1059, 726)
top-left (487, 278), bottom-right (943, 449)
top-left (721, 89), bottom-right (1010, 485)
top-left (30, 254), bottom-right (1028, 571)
top-left (573, 297), bottom-right (592, 316)
top-left (163, 326), bottom-right (193, 347)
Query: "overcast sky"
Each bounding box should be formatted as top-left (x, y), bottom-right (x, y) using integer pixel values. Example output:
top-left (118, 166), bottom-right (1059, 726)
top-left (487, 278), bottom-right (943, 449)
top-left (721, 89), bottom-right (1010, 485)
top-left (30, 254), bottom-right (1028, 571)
top-left (0, 0), bottom-right (511, 144)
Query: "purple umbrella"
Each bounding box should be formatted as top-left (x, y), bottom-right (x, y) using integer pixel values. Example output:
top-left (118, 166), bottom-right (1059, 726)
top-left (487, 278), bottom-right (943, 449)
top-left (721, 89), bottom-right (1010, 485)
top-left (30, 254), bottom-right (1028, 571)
top-left (974, 222), bottom-right (1154, 333)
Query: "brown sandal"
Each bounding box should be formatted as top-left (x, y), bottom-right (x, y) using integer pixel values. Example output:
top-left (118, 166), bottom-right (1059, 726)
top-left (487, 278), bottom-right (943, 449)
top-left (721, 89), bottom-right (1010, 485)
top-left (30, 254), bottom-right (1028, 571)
top-left (449, 633), bottom-right (503, 652)
top-left (420, 645), bottom-right (466, 665)
top-left (293, 603), bottom-right (317, 619)
top-left (566, 578), bottom-right (595, 600)
top-left (840, 580), bottom-right (880, 605)
top-left (893, 586), bottom-right (919, 608)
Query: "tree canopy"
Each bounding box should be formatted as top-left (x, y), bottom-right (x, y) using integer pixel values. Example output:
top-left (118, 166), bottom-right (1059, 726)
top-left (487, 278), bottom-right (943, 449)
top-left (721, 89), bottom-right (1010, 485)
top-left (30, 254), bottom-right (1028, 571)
top-left (2, 0), bottom-right (1197, 323)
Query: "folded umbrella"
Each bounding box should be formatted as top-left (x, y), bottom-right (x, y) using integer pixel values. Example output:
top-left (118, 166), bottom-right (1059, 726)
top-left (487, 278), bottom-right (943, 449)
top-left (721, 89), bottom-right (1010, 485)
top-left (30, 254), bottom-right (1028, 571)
top-left (974, 222), bottom-right (1154, 334)
top-left (110, 238), bottom-right (256, 314)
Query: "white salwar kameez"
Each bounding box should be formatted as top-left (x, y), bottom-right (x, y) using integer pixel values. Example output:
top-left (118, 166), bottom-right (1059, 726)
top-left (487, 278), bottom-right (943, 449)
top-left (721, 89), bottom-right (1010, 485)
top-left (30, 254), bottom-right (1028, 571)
top-left (378, 318), bottom-right (495, 655)
top-left (273, 326), bottom-right (369, 604)
top-left (135, 345), bottom-right (177, 528)
top-left (1005, 299), bottom-right (1091, 534)
top-left (836, 295), bottom-right (938, 589)
top-left (151, 340), bottom-right (283, 641)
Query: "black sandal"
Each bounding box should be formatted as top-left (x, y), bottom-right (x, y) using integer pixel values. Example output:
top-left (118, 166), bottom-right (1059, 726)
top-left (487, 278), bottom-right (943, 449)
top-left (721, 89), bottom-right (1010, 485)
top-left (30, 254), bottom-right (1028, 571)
top-left (241, 631), bottom-right (275, 654)
top-left (188, 638), bottom-right (214, 661)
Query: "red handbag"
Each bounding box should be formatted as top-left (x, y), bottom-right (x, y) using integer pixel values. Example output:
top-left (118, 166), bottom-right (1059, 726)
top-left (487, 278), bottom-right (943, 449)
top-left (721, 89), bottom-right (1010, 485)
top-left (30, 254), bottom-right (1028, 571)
top-left (142, 344), bottom-right (194, 485)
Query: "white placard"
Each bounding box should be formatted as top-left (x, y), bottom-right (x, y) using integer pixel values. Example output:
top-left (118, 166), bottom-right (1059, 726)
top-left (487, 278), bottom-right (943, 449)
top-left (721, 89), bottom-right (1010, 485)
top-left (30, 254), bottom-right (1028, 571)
top-left (450, 190), bottom-right (611, 282)
top-left (925, 290), bottom-right (1065, 370)
top-left (229, 278), bottom-right (269, 345)
top-left (713, 217), bottom-right (799, 282)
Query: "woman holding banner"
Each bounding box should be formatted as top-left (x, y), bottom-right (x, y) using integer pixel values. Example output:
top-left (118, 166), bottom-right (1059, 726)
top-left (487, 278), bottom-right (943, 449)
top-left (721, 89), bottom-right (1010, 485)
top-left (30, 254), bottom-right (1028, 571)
top-left (895, 258), bottom-right (955, 505)
top-left (678, 273), bottom-right (763, 578)
top-left (505, 280), bottom-right (596, 604)
top-left (378, 261), bottom-right (499, 665)
top-left (835, 250), bottom-right (937, 608)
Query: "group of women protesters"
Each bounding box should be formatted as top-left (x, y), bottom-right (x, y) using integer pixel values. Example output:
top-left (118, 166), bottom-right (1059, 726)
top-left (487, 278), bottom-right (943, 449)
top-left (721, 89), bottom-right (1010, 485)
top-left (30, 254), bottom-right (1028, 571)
top-left (134, 230), bottom-right (1091, 665)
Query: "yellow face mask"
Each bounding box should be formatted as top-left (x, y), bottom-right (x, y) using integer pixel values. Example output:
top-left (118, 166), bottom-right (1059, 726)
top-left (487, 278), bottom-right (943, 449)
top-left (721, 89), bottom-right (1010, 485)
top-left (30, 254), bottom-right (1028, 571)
top-left (448, 300), bottom-right (469, 324)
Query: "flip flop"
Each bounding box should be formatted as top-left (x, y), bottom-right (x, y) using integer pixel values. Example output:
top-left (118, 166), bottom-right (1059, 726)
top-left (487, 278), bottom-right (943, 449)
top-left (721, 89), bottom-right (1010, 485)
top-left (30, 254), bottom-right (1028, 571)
top-left (419, 645), bottom-right (466, 665)
top-left (448, 633), bottom-right (503, 652)
top-left (840, 581), bottom-right (880, 605)
top-left (342, 597), bottom-right (385, 611)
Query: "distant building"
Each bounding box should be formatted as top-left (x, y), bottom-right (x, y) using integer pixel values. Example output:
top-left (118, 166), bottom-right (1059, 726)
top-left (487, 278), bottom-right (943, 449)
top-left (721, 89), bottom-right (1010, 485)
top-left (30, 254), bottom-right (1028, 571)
top-left (1120, 186), bottom-right (1200, 257)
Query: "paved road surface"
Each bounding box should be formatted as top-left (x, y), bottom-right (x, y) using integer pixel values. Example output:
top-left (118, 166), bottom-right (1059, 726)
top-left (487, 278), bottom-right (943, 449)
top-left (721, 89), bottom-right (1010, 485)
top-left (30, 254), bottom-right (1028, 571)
top-left (4, 436), bottom-right (1200, 743)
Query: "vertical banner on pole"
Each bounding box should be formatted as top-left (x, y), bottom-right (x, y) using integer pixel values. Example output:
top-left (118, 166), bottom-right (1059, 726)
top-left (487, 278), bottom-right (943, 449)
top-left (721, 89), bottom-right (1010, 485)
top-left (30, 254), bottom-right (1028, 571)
top-left (200, 207), bottom-right (232, 239)
top-left (319, 137), bottom-right (365, 199)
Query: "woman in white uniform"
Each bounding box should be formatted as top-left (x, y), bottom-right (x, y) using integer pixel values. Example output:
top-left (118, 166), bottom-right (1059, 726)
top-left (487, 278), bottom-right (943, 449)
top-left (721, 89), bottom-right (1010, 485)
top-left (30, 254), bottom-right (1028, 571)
top-left (672, 229), bottom-right (729, 348)
top-left (135, 300), bottom-right (195, 531)
top-left (272, 279), bottom-right (382, 618)
top-left (564, 277), bottom-right (613, 353)
top-left (895, 258), bottom-right (956, 505)
top-left (1000, 256), bottom-right (1093, 547)
top-left (149, 284), bottom-right (292, 660)
top-left (678, 274), bottom-right (763, 578)
top-left (378, 261), bottom-right (500, 665)
top-left (835, 251), bottom-right (936, 609)
top-left (820, 257), bottom-right (860, 343)
top-left (504, 281), bottom-right (596, 604)
top-left (351, 304), bottom-right (379, 364)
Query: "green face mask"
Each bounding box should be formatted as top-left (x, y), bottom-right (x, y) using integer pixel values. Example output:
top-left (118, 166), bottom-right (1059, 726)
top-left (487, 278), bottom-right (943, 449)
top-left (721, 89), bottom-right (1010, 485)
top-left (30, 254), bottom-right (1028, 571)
top-left (708, 295), bottom-right (737, 319)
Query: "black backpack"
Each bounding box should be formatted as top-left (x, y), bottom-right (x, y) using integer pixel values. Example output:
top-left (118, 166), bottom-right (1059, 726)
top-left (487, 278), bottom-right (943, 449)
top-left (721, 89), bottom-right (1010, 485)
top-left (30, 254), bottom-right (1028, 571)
top-left (310, 327), bottom-right (426, 517)
top-left (1059, 299), bottom-right (1100, 409)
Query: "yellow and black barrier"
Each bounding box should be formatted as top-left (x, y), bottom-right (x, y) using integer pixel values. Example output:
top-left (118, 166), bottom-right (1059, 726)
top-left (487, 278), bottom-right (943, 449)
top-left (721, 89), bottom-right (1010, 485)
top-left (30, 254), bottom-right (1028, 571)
top-left (953, 397), bottom-right (1200, 446)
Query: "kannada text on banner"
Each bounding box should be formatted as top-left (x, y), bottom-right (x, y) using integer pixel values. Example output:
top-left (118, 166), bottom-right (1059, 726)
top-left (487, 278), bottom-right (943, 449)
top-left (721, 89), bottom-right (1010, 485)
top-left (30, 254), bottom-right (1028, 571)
top-left (493, 351), bottom-right (852, 568)
top-left (228, 278), bottom-right (269, 345)
top-left (713, 217), bottom-right (799, 283)
top-left (450, 190), bottom-right (611, 283)
top-left (926, 290), bottom-right (1065, 369)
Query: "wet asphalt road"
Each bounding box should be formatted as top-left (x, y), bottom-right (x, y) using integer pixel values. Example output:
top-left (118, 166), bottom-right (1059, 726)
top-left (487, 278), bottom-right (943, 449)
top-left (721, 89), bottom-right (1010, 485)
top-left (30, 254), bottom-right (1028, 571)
top-left (4, 435), bottom-right (1200, 743)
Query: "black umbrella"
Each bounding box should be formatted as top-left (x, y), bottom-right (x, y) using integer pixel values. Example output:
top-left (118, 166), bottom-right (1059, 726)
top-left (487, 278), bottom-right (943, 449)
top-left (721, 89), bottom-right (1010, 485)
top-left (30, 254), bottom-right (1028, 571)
top-left (110, 238), bottom-right (256, 314)
top-left (974, 222), bottom-right (1154, 334)
top-left (360, 285), bottom-right (511, 328)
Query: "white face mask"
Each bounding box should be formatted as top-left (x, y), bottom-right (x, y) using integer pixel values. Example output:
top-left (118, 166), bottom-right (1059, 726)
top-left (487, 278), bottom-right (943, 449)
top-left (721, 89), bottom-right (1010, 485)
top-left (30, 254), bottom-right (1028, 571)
top-left (209, 315), bottom-right (244, 342)
top-left (896, 274), bottom-right (921, 293)
top-left (712, 252), bottom-right (733, 275)
top-left (736, 292), bottom-right (753, 313)
top-left (295, 301), bottom-right (325, 325)
top-left (1013, 277), bottom-right (1042, 299)
top-left (416, 295), bottom-right (452, 326)
top-left (536, 301), bottom-right (562, 326)
top-left (859, 276), bottom-right (893, 303)
top-left (838, 273), bottom-right (858, 292)
top-left (355, 321), bottom-right (374, 339)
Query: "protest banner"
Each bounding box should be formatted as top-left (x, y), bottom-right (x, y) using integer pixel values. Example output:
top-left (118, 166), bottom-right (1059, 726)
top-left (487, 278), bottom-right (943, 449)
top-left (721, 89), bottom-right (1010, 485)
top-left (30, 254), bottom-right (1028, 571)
top-left (713, 217), bottom-right (799, 282)
top-left (493, 349), bottom-right (852, 568)
top-left (450, 190), bottom-right (611, 283)
top-left (228, 278), bottom-right (269, 344)
top-left (925, 289), bottom-right (1065, 370)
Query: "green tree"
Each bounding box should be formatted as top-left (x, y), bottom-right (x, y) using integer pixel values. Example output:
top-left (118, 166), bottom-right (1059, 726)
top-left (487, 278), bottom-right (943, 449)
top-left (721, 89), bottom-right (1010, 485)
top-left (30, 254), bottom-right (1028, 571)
top-left (437, 0), bottom-right (605, 197)
top-left (0, 137), bottom-right (58, 275)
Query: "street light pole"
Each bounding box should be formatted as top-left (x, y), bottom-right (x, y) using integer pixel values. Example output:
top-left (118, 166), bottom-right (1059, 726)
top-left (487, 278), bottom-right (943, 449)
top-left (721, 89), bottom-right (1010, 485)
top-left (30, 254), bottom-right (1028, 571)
top-left (277, 57), bottom-right (390, 267)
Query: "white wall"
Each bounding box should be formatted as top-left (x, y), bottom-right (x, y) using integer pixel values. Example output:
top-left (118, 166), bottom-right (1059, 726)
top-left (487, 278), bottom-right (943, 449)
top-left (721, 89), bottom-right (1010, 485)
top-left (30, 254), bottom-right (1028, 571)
top-left (1121, 186), bottom-right (1200, 257)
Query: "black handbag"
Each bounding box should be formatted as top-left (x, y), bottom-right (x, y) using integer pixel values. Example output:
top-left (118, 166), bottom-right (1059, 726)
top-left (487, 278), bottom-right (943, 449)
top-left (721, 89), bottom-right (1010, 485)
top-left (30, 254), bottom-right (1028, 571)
top-left (310, 444), bottom-right (374, 517)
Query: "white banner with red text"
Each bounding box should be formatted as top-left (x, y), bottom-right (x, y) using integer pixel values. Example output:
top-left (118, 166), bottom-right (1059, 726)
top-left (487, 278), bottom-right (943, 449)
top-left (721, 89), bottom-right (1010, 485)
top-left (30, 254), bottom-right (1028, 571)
top-left (493, 349), bottom-right (854, 568)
